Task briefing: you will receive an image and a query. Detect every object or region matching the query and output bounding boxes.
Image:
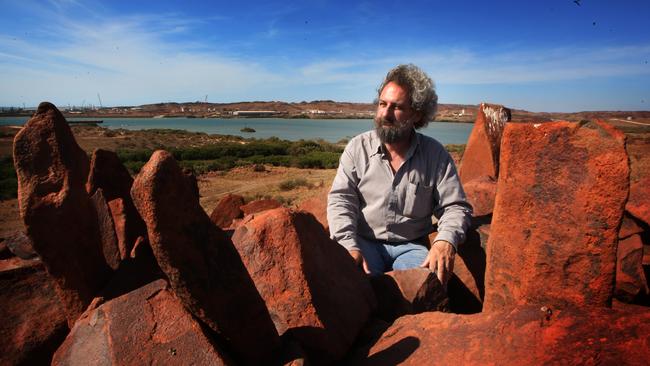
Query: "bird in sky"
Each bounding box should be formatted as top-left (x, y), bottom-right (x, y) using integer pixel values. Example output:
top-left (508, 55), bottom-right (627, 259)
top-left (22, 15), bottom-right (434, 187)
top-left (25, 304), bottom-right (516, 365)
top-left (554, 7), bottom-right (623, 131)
top-left (574, 0), bottom-right (581, 6)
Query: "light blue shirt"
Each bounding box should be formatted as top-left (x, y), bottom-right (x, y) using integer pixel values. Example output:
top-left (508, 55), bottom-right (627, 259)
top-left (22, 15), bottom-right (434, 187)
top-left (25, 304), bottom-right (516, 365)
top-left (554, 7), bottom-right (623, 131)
top-left (327, 129), bottom-right (472, 252)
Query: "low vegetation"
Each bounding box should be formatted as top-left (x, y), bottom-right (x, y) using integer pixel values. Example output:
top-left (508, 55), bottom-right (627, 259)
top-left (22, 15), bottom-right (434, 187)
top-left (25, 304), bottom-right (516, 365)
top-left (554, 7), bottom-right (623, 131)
top-left (0, 131), bottom-right (466, 200)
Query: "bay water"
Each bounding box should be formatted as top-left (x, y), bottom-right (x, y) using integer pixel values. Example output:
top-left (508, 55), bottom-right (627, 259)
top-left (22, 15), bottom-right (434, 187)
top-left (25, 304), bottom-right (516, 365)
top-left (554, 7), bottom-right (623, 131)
top-left (0, 117), bottom-right (472, 144)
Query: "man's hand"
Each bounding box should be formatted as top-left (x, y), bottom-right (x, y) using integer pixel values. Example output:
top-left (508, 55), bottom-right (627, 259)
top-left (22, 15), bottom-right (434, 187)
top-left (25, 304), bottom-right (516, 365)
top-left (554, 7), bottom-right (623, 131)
top-left (420, 240), bottom-right (455, 286)
top-left (349, 250), bottom-right (370, 274)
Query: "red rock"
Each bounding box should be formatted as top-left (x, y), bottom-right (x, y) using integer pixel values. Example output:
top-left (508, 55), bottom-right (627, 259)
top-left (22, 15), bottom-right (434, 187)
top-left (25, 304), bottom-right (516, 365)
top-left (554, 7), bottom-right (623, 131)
top-left (296, 187), bottom-right (329, 231)
top-left (52, 279), bottom-right (232, 365)
top-left (0, 258), bottom-right (69, 365)
top-left (88, 149), bottom-right (147, 258)
top-left (231, 207), bottom-right (376, 362)
top-left (209, 193), bottom-right (244, 229)
top-left (240, 198), bottom-right (282, 215)
top-left (626, 176), bottom-right (650, 226)
top-left (459, 103), bottom-right (511, 184)
top-left (619, 212), bottom-right (644, 239)
top-left (357, 305), bottom-right (650, 365)
top-left (461, 175), bottom-right (497, 217)
top-left (3, 230), bottom-right (37, 259)
top-left (90, 189), bottom-right (121, 270)
top-left (484, 120), bottom-right (629, 311)
top-left (436, 226), bottom-right (486, 314)
top-left (13, 102), bottom-right (113, 326)
top-left (131, 150), bottom-right (280, 365)
top-left (625, 133), bottom-right (650, 226)
top-left (615, 233), bottom-right (649, 302)
top-left (371, 268), bottom-right (447, 321)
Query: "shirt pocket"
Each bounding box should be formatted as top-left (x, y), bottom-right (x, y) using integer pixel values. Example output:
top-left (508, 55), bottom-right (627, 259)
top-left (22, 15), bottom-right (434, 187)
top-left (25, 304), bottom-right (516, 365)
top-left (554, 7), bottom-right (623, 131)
top-left (403, 182), bottom-right (434, 218)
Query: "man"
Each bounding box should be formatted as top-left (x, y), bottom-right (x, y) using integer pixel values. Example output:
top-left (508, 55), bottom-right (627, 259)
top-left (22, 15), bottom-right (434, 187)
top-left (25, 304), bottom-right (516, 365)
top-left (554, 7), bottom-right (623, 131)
top-left (327, 64), bottom-right (472, 286)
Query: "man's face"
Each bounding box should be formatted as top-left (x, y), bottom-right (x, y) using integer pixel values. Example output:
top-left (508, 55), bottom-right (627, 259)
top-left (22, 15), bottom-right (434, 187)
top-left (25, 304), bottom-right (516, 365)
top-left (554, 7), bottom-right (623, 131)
top-left (375, 81), bottom-right (419, 144)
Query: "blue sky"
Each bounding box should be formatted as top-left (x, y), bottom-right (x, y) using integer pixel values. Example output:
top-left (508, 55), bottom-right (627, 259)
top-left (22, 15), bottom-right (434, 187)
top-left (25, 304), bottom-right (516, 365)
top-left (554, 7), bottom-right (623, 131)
top-left (1, 0), bottom-right (649, 112)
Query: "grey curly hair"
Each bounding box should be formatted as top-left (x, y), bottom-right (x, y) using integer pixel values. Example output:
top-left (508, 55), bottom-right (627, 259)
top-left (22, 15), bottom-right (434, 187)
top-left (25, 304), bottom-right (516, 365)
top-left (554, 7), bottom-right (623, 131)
top-left (377, 64), bottom-right (438, 128)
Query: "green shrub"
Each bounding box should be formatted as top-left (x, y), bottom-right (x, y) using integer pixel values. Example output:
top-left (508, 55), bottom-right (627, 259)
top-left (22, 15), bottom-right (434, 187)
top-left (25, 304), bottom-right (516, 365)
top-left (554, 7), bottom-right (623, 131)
top-left (278, 178), bottom-right (312, 191)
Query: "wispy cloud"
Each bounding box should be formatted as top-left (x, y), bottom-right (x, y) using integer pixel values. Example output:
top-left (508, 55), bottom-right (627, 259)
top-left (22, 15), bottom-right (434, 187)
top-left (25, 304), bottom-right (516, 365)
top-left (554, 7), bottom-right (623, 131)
top-left (1, 0), bottom-right (649, 109)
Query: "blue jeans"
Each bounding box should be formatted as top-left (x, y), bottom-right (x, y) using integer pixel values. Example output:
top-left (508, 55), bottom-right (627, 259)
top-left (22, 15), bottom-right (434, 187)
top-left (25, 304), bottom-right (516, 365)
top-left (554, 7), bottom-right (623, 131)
top-left (356, 236), bottom-right (430, 276)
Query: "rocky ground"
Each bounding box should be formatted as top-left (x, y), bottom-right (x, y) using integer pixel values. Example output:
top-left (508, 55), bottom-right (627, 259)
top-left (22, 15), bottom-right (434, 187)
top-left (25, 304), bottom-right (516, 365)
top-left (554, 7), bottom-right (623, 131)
top-left (1, 102), bottom-right (649, 365)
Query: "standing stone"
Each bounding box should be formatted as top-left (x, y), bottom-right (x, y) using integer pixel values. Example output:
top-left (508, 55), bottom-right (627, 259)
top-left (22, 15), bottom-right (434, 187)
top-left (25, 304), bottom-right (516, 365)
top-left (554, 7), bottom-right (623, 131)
top-left (1, 258), bottom-right (69, 366)
top-left (131, 150), bottom-right (280, 365)
top-left (90, 189), bottom-right (121, 270)
top-left (209, 193), bottom-right (244, 229)
top-left (484, 120), bottom-right (628, 311)
top-left (13, 102), bottom-right (112, 326)
top-left (459, 103), bottom-right (511, 184)
top-left (3, 230), bottom-right (37, 259)
top-left (87, 149), bottom-right (147, 259)
top-left (356, 305), bottom-right (650, 365)
top-left (52, 280), bottom-right (232, 366)
top-left (370, 268), bottom-right (447, 322)
top-left (615, 234), bottom-right (649, 302)
top-left (625, 134), bottom-right (650, 226)
top-left (296, 187), bottom-right (329, 232)
top-left (240, 198), bottom-right (282, 216)
top-left (231, 207), bottom-right (376, 362)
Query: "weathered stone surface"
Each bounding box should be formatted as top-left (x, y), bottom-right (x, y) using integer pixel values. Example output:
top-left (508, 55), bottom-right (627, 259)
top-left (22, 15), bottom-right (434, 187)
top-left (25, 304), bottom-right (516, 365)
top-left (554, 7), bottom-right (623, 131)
top-left (615, 233), bottom-right (649, 302)
top-left (619, 212), bottom-right (644, 239)
top-left (459, 103), bottom-right (511, 184)
top-left (625, 133), bottom-right (650, 226)
top-left (436, 225), bottom-right (486, 314)
top-left (88, 148), bottom-right (147, 259)
top-left (0, 258), bottom-right (69, 366)
top-left (356, 305), bottom-right (650, 365)
top-left (13, 102), bottom-right (112, 326)
top-left (240, 198), bottom-right (282, 216)
top-left (371, 268), bottom-right (447, 322)
top-left (131, 150), bottom-right (279, 365)
top-left (296, 187), bottom-right (329, 232)
top-left (52, 279), bottom-right (232, 366)
top-left (231, 207), bottom-right (376, 361)
top-left (3, 230), bottom-right (37, 259)
top-left (90, 189), bottom-right (121, 270)
top-left (485, 121), bottom-right (628, 311)
top-left (209, 193), bottom-right (244, 229)
top-left (461, 175), bottom-right (497, 217)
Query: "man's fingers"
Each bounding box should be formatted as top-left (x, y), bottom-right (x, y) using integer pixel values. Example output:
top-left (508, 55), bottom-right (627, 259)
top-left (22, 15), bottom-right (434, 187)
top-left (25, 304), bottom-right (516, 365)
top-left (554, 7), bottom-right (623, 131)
top-left (362, 257), bottom-right (370, 274)
top-left (436, 256), bottom-right (447, 284)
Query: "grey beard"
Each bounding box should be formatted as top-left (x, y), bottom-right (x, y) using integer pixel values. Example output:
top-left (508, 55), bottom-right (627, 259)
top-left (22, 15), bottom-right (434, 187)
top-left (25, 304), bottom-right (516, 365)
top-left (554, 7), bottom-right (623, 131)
top-left (375, 119), bottom-right (412, 144)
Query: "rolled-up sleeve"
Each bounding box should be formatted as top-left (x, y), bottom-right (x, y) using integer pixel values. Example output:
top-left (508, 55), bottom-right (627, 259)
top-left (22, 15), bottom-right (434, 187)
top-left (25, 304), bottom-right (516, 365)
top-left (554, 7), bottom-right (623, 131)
top-left (327, 146), bottom-right (361, 252)
top-left (432, 151), bottom-right (473, 251)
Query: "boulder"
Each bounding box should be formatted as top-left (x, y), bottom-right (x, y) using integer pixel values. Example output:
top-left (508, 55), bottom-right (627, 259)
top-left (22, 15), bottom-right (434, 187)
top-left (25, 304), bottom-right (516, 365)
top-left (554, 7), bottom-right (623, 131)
top-left (52, 279), bottom-right (232, 366)
top-left (240, 198), bottom-right (282, 216)
top-left (356, 305), bottom-right (650, 365)
top-left (484, 121), bottom-right (629, 311)
top-left (131, 150), bottom-right (280, 365)
top-left (461, 175), bottom-right (497, 217)
top-left (209, 193), bottom-right (244, 229)
top-left (370, 268), bottom-right (447, 322)
top-left (231, 207), bottom-right (376, 362)
top-left (619, 213), bottom-right (644, 239)
top-left (615, 233), bottom-right (649, 302)
top-left (87, 149), bottom-right (147, 259)
top-left (13, 102), bottom-right (113, 326)
top-left (459, 103), bottom-right (511, 184)
top-left (438, 225), bottom-right (486, 314)
top-left (0, 258), bottom-right (69, 366)
top-left (625, 134), bottom-right (650, 226)
top-left (90, 189), bottom-right (121, 270)
top-left (296, 187), bottom-right (329, 231)
top-left (3, 230), bottom-right (37, 259)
